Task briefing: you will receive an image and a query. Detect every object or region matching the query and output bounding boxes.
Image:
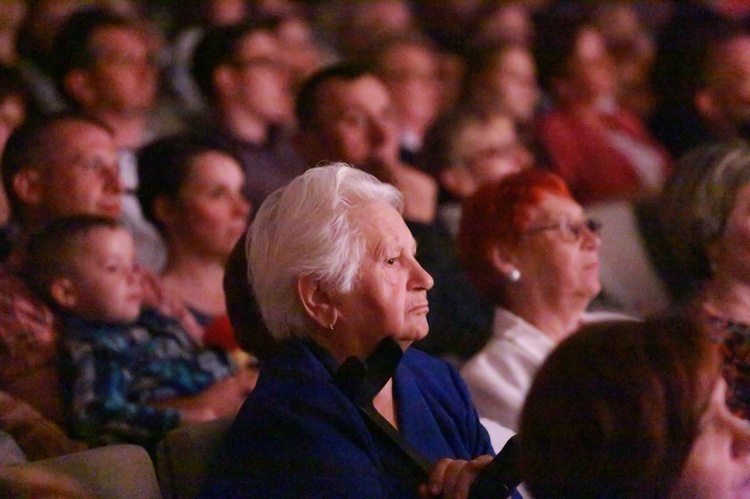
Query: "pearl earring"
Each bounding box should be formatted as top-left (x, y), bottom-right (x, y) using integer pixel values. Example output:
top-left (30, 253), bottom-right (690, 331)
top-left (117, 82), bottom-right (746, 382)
top-left (508, 269), bottom-right (521, 282)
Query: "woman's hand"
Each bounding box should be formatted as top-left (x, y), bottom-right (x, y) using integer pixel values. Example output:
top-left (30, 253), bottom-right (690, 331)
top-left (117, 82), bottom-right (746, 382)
top-left (419, 455), bottom-right (494, 499)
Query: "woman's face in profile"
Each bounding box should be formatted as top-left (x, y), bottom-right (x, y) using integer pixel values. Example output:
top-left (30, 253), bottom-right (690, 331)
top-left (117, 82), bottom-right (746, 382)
top-left (332, 201), bottom-right (434, 355)
top-left (673, 378), bottom-right (750, 498)
top-left (166, 151), bottom-right (251, 260)
top-left (710, 183), bottom-right (750, 280)
top-left (511, 193), bottom-right (601, 304)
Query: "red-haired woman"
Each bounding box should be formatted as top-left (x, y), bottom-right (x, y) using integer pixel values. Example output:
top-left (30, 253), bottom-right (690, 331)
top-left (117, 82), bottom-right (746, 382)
top-left (458, 168), bottom-right (628, 432)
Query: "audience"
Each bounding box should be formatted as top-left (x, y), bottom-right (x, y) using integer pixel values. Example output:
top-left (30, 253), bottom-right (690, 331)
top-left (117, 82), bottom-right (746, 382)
top-left (50, 7), bottom-right (172, 271)
top-left (24, 215), bottom-right (253, 449)
top-left (294, 62), bottom-right (494, 360)
top-left (5, 4), bottom-right (750, 495)
top-left (519, 316), bottom-right (750, 498)
top-left (458, 169), bottom-right (627, 431)
top-left (190, 19), bottom-right (307, 211)
top-left (0, 112), bottom-right (203, 453)
top-left (137, 134), bottom-right (250, 328)
top-left (0, 112), bottom-right (123, 422)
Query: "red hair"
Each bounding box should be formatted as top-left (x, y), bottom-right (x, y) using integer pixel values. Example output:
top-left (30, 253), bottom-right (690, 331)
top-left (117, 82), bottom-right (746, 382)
top-left (458, 168), bottom-right (572, 304)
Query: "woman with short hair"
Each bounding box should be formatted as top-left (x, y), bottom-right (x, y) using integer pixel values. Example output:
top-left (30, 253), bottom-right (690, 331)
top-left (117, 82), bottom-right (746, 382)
top-left (202, 164), bottom-right (496, 497)
top-left (458, 168), bottom-right (625, 431)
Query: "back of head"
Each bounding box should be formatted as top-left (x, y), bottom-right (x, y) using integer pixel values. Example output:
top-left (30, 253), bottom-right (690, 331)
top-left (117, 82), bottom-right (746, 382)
top-left (657, 142), bottom-right (750, 299)
top-left (247, 163), bottom-right (402, 341)
top-left (458, 168), bottom-right (570, 305)
top-left (1, 111), bottom-right (113, 224)
top-left (519, 315), bottom-right (719, 498)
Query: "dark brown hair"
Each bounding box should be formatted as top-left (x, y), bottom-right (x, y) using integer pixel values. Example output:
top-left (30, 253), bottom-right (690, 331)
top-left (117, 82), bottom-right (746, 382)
top-left (519, 315), bottom-right (720, 498)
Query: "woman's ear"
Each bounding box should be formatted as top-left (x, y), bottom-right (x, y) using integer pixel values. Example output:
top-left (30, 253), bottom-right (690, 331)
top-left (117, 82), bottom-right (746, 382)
top-left (297, 274), bottom-right (337, 330)
top-left (50, 277), bottom-right (78, 310)
top-left (489, 244), bottom-right (518, 276)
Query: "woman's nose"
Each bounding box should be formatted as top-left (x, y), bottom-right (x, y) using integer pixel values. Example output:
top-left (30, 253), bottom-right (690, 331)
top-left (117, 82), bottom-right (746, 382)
top-left (411, 258), bottom-right (434, 291)
top-left (581, 224), bottom-right (601, 251)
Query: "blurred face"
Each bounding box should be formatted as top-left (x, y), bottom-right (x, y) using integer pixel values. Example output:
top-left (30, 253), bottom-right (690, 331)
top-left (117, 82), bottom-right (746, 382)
top-left (86, 26), bottom-right (158, 113)
top-left (564, 27), bottom-right (617, 106)
top-left (65, 227), bottom-right (142, 323)
top-left (490, 47), bottom-right (539, 123)
top-left (511, 193), bottom-right (601, 306)
top-left (227, 30), bottom-right (294, 125)
top-left (34, 121), bottom-right (122, 223)
top-left (378, 43), bottom-right (441, 136)
top-left (453, 114), bottom-right (532, 192)
top-left (0, 94), bottom-right (25, 151)
top-left (673, 378), bottom-right (750, 498)
top-left (706, 36), bottom-right (750, 133)
top-left (304, 75), bottom-right (399, 168)
top-left (165, 151), bottom-right (250, 261)
top-left (710, 183), bottom-right (750, 281)
top-left (334, 201), bottom-right (434, 358)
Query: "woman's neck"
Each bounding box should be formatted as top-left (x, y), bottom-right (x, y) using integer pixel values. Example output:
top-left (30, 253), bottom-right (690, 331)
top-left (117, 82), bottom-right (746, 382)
top-left (162, 252), bottom-right (227, 316)
top-left (506, 292), bottom-right (590, 343)
top-left (702, 274), bottom-right (750, 324)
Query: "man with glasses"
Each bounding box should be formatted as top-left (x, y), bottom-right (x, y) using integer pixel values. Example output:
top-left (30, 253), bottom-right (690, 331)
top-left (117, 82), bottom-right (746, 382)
top-left (191, 19), bottom-right (307, 211)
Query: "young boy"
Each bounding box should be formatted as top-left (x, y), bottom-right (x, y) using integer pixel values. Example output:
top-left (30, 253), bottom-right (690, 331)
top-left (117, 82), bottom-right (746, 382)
top-left (24, 215), bottom-right (253, 448)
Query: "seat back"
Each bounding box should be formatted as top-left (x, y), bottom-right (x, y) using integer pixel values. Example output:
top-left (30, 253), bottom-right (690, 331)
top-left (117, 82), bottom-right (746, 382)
top-left (1, 444), bottom-right (161, 498)
top-left (156, 416), bottom-right (233, 499)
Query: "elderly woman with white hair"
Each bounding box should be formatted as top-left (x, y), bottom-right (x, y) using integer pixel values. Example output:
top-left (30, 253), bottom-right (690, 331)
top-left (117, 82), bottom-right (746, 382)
top-left (201, 164), bottom-right (497, 497)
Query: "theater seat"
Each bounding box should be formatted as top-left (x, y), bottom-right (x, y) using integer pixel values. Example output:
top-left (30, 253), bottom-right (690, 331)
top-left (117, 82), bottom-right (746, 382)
top-left (0, 443), bottom-right (161, 498)
top-left (156, 416), bottom-right (233, 499)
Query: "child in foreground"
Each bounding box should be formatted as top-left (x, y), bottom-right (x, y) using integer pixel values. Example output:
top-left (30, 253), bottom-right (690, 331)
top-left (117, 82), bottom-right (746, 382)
top-left (25, 215), bottom-right (254, 448)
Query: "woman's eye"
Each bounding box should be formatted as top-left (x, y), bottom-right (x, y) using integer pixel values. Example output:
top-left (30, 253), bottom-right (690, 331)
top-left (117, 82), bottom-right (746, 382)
top-left (386, 258), bottom-right (396, 265)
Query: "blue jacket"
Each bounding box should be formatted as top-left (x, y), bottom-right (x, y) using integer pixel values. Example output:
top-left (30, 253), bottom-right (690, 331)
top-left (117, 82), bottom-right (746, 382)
top-left (201, 340), bottom-right (493, 498)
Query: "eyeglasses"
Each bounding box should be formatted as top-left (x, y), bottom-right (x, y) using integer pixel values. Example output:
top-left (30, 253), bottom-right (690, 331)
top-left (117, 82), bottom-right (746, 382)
top-left (522, 218), bottom-right (602, 243)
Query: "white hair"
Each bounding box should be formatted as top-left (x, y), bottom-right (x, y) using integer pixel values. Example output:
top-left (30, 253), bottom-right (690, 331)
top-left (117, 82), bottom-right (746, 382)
top-left (246, 163), bottom-right (404, 341)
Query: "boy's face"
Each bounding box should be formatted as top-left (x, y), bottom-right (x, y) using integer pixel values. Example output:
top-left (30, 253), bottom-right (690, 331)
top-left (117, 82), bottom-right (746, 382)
top-left (60, 227), bottom-right (142, 323)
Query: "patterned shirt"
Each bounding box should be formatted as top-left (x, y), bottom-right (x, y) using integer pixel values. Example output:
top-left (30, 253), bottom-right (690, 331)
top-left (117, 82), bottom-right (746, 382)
top-left (0, 264), bottom-right (207, 427)
top-left (62, 308), bottom-right (234, 447)
top-left (706, 314), bottom-right (750, 420)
